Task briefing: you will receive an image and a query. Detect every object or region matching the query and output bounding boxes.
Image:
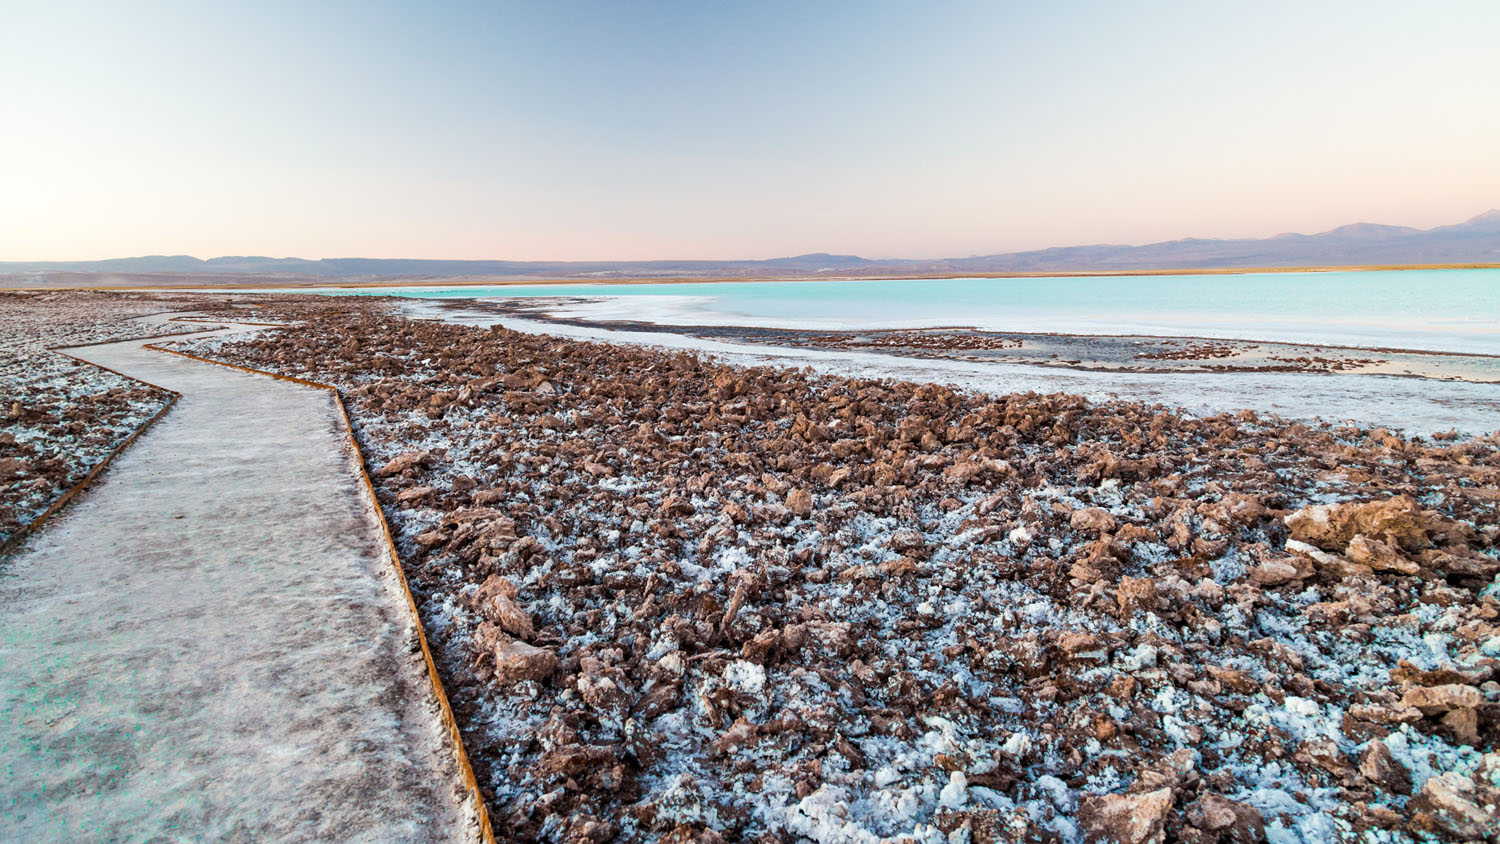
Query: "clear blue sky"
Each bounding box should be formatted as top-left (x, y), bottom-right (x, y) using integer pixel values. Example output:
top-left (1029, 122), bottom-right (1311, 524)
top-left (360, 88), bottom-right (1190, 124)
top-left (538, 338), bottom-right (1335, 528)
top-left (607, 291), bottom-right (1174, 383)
top-left (4, 1), bottom-right (1498, 260)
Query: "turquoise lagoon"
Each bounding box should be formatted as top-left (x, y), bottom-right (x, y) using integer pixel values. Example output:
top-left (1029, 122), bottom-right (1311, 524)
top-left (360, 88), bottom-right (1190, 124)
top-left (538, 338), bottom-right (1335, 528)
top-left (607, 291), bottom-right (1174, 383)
top-left (294, 268), bottom-right (1500, 354)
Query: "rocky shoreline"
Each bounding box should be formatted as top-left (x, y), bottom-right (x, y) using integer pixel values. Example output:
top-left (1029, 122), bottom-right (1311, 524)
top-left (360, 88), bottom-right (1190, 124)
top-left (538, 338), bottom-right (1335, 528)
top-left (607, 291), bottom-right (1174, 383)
top-left (437, 297), bottom-right (1500, 384)
top-left (173, 296), bottom-right (1499, 844)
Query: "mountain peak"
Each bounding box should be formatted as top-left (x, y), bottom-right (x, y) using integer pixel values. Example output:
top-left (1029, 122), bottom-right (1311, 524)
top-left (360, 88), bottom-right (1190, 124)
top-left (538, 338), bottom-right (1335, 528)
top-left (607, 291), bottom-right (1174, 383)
top-left (1319, 222), bottom-right (1419, 239)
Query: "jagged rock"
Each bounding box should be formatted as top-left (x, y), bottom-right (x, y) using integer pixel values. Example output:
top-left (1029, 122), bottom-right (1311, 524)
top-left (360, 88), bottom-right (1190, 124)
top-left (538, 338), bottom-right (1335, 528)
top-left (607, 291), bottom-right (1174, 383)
top-left (1440, 706), bottom-right (1481, 746)
top-left (661, 496), bottom-right (695, 517)
top-left (1116, 577), bottom-right (1159, 615)
top-left (711, 717), bottom-right (759, 756)
top-left (1070, 507), bottom-right (1118, 534)
top-left (583, 461), bottom-right (615, 477)
top-left (944, 462), bottom-right (985, 483)
top-left (1357, 740), bottom-right (1412, 794)
top-left (1347, 703), bottom-right (1423, 724)
top-left (1430, 550), bottom-right (1500, 579)
top-left (785, 488), bottom-right (813, 518)
top-left (1248, 558), bottom-right (1308, 586)
top-left (1207, 666), bottom-right (1259, 695)
top-left (578, 666), bottom-right (629, 721)
top-left (1285, 540), bottom-right (1372, 578)
top-left (1184, 793), bottom-right (1264, 844)
top-left (415, 529), bottom-right (448, 547)
top-left (1078, 788), bottom-right (1174, 844)
top-left (1294, 737), bottom-right (1352, 777)
top-left (1057, 632), bottom-right (1109, 663)
top-left (375, 449), bottom-right (430, 477)
top-left (1345, 534), bottom-right (1419, 575)
top-left (1284, 495), bottom-right (1428, 552)
top-left (395, 485), bottom-right (436, 503)
top-left (490, 637), bottom-right (558, 684)
top-left (1401, 684), bottom-right (1482, 715)
top-left (1412, 771), bottom-right (1500, 840)
top-left (1202, 493), bottom-right (1266, 527)
top-left (474, 574), bottom-right (533, 639)
top-left (889, 529), bottom-right (925, 555)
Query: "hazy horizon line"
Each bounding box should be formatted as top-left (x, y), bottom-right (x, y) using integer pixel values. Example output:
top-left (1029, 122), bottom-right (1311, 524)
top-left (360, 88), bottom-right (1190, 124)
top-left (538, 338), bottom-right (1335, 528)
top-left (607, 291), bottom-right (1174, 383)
top-left (6, 207), bottom-right (1497, 266)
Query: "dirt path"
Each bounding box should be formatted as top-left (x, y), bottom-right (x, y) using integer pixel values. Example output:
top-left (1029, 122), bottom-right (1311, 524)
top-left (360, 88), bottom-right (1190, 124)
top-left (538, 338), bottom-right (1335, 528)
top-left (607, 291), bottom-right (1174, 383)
top-left (0, 319), bottom-right (476, 843)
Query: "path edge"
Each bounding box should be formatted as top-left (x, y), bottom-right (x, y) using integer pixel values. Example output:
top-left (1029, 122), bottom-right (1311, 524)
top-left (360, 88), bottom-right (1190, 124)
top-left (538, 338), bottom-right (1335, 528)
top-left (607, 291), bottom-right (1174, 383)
top-left (145, 342), bottom-right (497, 844)
top-left (0, 389), bottom-right (178, 558)
top-left (0, 325), bottom-right (219, 557)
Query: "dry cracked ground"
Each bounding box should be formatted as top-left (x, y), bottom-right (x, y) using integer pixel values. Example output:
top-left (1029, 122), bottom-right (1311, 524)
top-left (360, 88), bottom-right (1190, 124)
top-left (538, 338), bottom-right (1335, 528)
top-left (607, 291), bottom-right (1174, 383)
top-left (170, 296), bottom-right (1500, 844)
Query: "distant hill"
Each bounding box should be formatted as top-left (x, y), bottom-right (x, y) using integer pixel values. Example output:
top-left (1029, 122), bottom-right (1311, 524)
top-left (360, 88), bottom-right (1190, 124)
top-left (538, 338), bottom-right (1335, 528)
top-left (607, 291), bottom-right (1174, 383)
top-left (4, 211), bottom-right (1498, 285)
top-left (934, 209), bottom-right (1500, 274)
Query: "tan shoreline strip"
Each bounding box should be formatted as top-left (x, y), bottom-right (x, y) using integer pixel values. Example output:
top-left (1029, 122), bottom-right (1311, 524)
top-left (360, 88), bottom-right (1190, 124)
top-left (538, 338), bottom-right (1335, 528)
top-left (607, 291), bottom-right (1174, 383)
top-left (145, 342), bottom-right (497, 844)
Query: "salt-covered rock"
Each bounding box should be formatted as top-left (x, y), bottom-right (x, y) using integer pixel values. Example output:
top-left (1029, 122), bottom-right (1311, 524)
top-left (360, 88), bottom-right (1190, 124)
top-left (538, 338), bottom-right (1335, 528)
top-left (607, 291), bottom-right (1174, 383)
top-left (1412, 770), bottom-right (1500, 840)
top-left (1357, 740), bottom-right (1412, 794)
top-left (375, 449), bottom-right (430, 477)
top-left (1401, 683), bottom-right (1482, 715)
top-left (1070, 507), bottom-right (1118, 534)
top-left (938, 770), bottom-right (968, 808)
top-left (1284, 495), bottom-right (1428, 552)
top-left (474, 574), bottom-right (533, 639)
top-left (490, 638), bottom-right (558, 684)
top-left (1078, 788), bottom-right (1174, 844)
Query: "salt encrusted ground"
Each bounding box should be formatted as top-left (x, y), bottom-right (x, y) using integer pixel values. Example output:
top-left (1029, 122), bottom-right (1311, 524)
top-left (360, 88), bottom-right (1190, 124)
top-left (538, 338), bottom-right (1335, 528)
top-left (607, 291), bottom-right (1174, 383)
top-left (0, 291), bottom-right (231, 546)
top-left (176, 297), bottom-right (1500, 844)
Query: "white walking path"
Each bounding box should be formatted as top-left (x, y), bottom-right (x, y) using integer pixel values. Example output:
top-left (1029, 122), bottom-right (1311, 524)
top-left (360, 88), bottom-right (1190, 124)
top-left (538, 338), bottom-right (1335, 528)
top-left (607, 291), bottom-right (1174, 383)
top-left (0, 318), bottom-right (475, 843)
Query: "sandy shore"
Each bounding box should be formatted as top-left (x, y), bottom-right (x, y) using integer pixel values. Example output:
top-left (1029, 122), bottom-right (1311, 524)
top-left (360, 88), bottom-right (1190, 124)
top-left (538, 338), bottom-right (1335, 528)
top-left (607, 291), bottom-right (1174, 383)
top-left (171, 295), bottom-right (1500, 844)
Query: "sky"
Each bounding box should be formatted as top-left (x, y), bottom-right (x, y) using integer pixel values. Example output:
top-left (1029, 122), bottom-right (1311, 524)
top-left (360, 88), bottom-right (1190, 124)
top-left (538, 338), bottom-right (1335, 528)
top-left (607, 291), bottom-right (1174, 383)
top-left (3, 1), bottom-right (1498, 261)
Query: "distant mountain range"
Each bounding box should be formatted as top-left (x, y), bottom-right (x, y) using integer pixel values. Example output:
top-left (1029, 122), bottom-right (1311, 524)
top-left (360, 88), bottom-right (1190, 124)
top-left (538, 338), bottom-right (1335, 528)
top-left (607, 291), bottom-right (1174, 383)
top-left (5, 210), bottom-right (1499, 285)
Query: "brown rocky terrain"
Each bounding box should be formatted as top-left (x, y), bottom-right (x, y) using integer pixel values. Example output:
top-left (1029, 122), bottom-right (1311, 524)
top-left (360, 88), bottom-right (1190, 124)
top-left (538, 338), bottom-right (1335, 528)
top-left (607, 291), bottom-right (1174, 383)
top-left (172, 298), bottom-right (1500, 844)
